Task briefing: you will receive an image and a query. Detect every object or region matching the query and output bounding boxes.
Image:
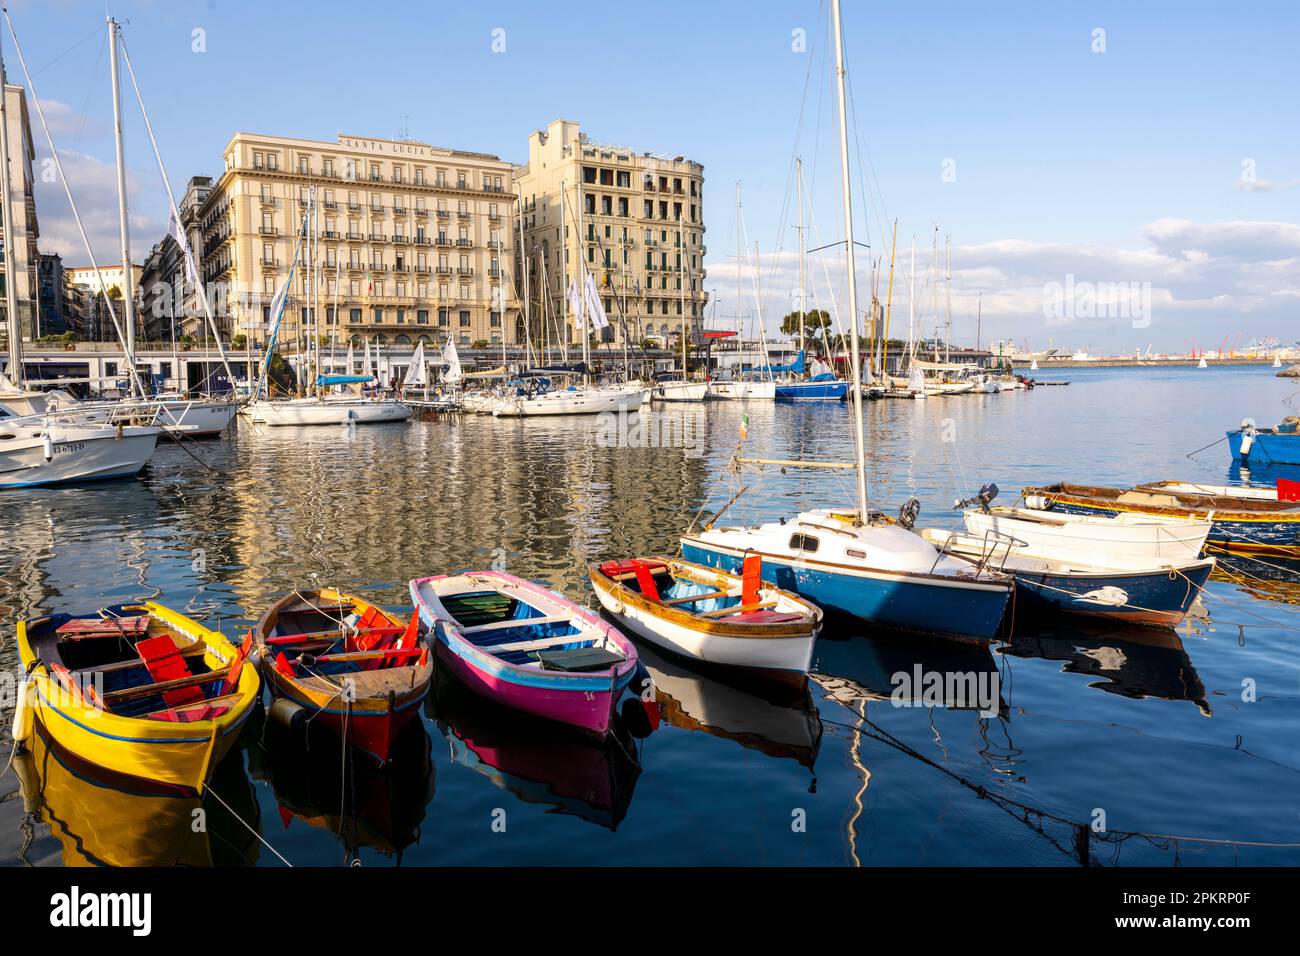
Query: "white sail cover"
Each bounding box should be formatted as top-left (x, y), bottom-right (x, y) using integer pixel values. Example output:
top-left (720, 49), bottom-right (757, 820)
top-left (345, 341), bottom-right (355, 375)
top-left (442, 338), bottom-right (463, 385)
top-left (404, 341), bottom-right (427, 386)
top-left (362, 337), bottom-right (375, 381)
top-left (567, 279), bottom-right (587, 330)
top-left (809, 356), bottom-right (834, 378)
top-left (583, 272), bottom-right (609, 329)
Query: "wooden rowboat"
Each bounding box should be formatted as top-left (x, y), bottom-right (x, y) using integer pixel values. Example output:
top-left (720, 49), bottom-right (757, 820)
top-left (15, 602), bottom-right (260, 795)
top-left (1023, 482), bottom-right (1300, 558)
top-left (409, 571), bottom-right (638, 738)
top-left (588, 556), bottom-right (822, 685)
top-left (253, 588), bottom-right (432, 764)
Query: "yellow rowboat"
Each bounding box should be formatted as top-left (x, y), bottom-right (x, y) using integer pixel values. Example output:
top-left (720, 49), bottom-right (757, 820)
top-left (253, 588), bottom-right (433, 764)
top-left (15, 602), bottom-right (260, 796)
top-left (589, 556), bottom-right (823, 686)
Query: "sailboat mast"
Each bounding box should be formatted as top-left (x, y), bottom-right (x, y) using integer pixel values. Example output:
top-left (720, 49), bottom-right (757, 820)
top-left (515, 180), bottom-right (530, 372)
top-left (945, 234), bottom-right (952, 363)
top-left (907, 236), bottom-right (916, 366)
top-left (796, 157), bottom-right (805, 362)
top-left (882, 219), bottom-right (897, 379)
top-left (735, 182), bottom-right (743, 344)
top-left (108, 18), bottom-right (139, 383)
top-left (832, 0), bottom-right (869, 519)
top-left (677, 217), bottom-right (687, 376)
top-left (0, 31), bottom-right (21, 389)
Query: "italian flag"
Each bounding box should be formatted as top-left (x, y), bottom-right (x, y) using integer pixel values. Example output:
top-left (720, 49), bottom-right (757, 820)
top-left (739, 413), bottom-right (749, 441)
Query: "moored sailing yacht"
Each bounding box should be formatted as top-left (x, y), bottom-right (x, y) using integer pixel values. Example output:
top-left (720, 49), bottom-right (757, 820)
top-left (681, 0), bottom-right (1013, 641)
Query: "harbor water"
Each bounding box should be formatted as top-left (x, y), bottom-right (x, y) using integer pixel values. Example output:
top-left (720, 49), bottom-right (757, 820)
top-left (2, 365), bottom-right (1298, 866)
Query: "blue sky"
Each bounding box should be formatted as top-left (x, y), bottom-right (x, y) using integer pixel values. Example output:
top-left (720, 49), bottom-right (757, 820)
top-left (12, 0), bottom-right (1300, 353)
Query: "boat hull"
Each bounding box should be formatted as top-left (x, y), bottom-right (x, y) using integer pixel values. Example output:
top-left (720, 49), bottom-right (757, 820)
top-left (588, 559), bottom-right (820, 682)
top-left (774, 380), bottom-right (849, 401)
top-left (410, 572), bottom-right (638, 737)
top-left (651, 380), bottom-right (709, 402)
top-left (680, 539), bottom-right (1011, 640)
top-left (16, 603), bottom-right (259, 795)
top-left (1229, 429), bottom-right (1300, 465)
top-left (708, 380), bottom-right (776, 401)
top-left (0, 427), bottom-right (159, 489)
top-left (1024, 485), bottom-right (1300, 558)
top-left (1008, 561), bottom-right (1213, 626)
top-left (493, 387), bottom-right (644, 417)
top-left (963, 508), bottom-right (1210, 570)
top-left (251, 399), bottom-right (411, 426)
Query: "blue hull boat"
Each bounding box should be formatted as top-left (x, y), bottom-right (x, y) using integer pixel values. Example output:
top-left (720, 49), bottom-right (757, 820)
top-left (1228, 425), bottom-right (1300, 466)
top-left (1007, 560), bottom-right (1213, 626)
top-left (680, 536), bottom-right (1012, 641)
top-left (775, 379), bottom-right (849, 402)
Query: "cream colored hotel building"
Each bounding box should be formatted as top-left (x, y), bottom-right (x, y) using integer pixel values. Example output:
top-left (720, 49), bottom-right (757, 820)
top-left (514, 119), bottom-right (707, 347)
top-left (199, 132), bottom-right (519, 349)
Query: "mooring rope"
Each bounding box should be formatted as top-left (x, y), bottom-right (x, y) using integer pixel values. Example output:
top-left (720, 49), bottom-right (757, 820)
top-left (206, 786), bottom-right (293, 867)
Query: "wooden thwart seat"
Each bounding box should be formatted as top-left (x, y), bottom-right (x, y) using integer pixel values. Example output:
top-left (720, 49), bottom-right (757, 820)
top-left (461, 614), bottom-right (573, 636)
top-left (661, 588), bottom-right (733, 607)
top-left (699, 600), bottom-right (779, 619)
top-left (55, 614), bottom-right (150, 639)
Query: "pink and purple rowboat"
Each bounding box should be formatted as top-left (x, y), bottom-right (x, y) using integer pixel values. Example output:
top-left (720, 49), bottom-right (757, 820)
top-left (408, 571), bottom-right (638, 738)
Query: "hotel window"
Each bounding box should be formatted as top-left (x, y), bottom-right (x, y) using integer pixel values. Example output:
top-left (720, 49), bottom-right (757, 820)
top-left (393, 166), bottom-right (403, 183)
top-left (350, 308), bottom-right (362, 323)
top-left (582, 166), bottom-right (597, 184)
top-left (601, 196), bottom-right (612, 215)
top-left (396, 309), bottom-right (406, 324)
top-left (456, 172), bottom-right (466, 189)
top-left (396, 281), bottom-right (406, 296)
top-left (459, 283), bottom-right (470, 299)
top-left (490, 311), bottom-right (500, 328)
top-left (438, 308), bottom-right (448, 326)
top-left (373, 307), bottom-right (384, 323)
top-left (345, 159), bottom-right (357, 181)
top-left (489, 202), bottom-right (498, 219)
top-left (584, 194), bottom-right (595, 215)
top-left (325, 247), bottom-right (336, 266)
top-left (326, 305), bottom-right (336, 324)
top-left (418, 281), bottom-right (428, 297)
top-left (436, 169), bottom-right (446, 187)
top-left (459, 254), bottom-right (469, 271)
top-left (262, 306), bottom-right (271, 324)
top-left (267, 153), bottom-right (278, 170)
top-left (253, 151), bottom-right (264, 169)
top-left (260, 183), bottom-right (272, 200)
top-left (350, 279), bottom-right (360, 295)
top-left (261, 242), bottom-right (272, 263)
top-left (324, 158), bottom-right (334, 177)
top-left (261, 212), bottom-right (273, 232)
top-left (617, 171), bottom-right (630, 188)
top-left (414, 168), bottom-right (425, 185)
top-left (643, 200), bottom-right (653, 218)
top-left (298, 155), bottom-right (309, 174)
top-left (457, 200), bottom-right (468, 216)
top-left (416, 197), bottom-right (425, 212)
top-left (459, 310), bottom-right (470, 327)
top-left (370, 163), bottom-right (380, 182)
top-left (263, 277), bottom-right (275, 294)
top-left (618, 197), bottom-right (628, 217)
top-left (417, 309), bottom-right (429, 324)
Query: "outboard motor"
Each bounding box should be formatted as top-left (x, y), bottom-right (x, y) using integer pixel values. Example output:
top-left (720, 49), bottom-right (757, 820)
top-left (897, 496), bottom-right (920, 531)
top-left (953, 483), bottom-right (999, 513)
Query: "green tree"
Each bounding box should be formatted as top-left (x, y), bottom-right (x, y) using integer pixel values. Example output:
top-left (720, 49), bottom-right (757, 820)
top-left (779, 309), bottom-right (833, 352)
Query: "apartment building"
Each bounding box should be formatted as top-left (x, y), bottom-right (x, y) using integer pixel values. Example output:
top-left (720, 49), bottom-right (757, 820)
top-left (65, 263), bottom-right (143, 342)
top-left (513, 119), bottom-right (707, 348)
top-left (198, 132), bottom-right (519, 351)
top-left (140, 175), bottom-right (214, 343)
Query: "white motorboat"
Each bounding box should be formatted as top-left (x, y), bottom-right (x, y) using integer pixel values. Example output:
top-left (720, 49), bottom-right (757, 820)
top-left (493, 381), bottom-right (643, 417)
top-left (651, 379), bottom-right (710, 402)
top-left (708, 378), bottom-right (776, 401)
top-left (246, 397), bottom-right (411, 426)
top-left (0, 404), bottom-right (161, 489)
top-left (960, 495), bottom-right (1211, 571)
top-left (62, 395), bottom-right (238, 439)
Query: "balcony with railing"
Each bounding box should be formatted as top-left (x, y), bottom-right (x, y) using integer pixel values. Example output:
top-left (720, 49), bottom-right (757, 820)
top-left (392, 234), bottom-right (411, 244)
top-left (369, 233), bottom-right (387, 242)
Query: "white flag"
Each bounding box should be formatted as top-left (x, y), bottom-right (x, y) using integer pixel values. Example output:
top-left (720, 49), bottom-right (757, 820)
top-left (168, 208), bottom-right (199, 286)
top-left (567, 279), bottom-right (586, 330)
top-left (583, 272), bottom-right (609, 330)
top-left (268, 275), bottom-right (290, 327)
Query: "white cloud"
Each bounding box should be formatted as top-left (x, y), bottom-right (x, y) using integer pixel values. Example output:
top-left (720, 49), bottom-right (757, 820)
top-left (35, 99), bottom-right (105, 140)
top-left (703, 218), bottom-right (1300, 351)
top-left (33, 149), bottom-right (162, 267)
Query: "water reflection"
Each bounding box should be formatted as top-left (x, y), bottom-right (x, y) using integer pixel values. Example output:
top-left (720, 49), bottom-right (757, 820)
top-left (246, 717), bottom-right (435, 865)
top-left (638, 640), bottom-right (823, 775)
top-left (13, 723), bottom-right (260, 867)
top-left (432, 683), bottom-right (641, 831)
top-left (1000, 621), bottom-right (1211, 715)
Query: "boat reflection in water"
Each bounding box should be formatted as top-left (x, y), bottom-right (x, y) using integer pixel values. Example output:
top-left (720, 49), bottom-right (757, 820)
top-left (636, 641), bottom-right (823, 778)
top-left (247, 718), bottom-right (435, 865)
top-left (13, 720), bottom-right (260, 866)
top-left (1211, 552), bottom-right (1300, 608)
top-left (432, 683), bottom-right (642, 831)
top-left (1000, 620), bottom-right (1211, 715)
top-left (811, 630), bottom-right (1004, 714)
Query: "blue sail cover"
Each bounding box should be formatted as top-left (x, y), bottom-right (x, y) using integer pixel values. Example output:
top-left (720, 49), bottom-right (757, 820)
top-left (767, 351), bottom-right (806, 374)
top-left (317, 374), bottom-right (372, 387)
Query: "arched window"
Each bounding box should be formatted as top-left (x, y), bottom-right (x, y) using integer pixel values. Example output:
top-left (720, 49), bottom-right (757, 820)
top-left (395, 335), bottom-right (411, 345)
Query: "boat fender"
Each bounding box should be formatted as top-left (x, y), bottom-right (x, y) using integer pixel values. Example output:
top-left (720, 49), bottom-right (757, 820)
top-left (268, 697), bottom-right (307, 731)
top-left (41, 433), bottom-right (54, 461)
top-left (1239, 418), bottom-right (1257, 458)
top-left (1024, 494), bottom-right (1052, 511)
top-left (10, 677), bottom-right (34, 750)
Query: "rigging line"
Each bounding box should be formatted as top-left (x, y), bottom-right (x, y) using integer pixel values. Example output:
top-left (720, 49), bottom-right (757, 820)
top-left (206, 786), bottom-right (294, 866)
top-left (65, 26), bottom-right (107, 160)
top-left (29, 21), bottom-right (105, 78)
